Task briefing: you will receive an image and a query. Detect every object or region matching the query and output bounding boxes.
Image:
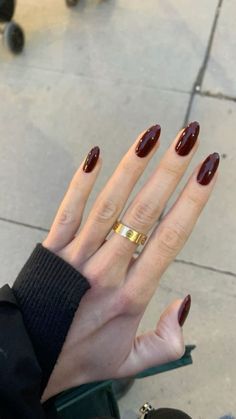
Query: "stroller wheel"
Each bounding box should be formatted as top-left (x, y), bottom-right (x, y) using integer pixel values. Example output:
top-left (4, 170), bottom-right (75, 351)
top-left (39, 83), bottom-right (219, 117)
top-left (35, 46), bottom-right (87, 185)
top-left (0, 0), bottom-right (15, 22)
top-left (3, 21), bottom-right (24, 54)
top-left (66, 0), bottom-right (79, 7)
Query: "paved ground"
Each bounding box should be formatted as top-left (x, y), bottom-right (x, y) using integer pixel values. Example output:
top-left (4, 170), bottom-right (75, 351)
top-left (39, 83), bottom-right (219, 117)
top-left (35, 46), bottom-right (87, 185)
top-left (0, 1), bottom-right (235, 418)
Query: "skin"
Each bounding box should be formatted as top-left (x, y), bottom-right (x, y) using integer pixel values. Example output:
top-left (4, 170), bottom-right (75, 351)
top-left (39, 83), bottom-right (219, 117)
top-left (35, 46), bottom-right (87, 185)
top-left (41, 125), bottom-right (219, 402)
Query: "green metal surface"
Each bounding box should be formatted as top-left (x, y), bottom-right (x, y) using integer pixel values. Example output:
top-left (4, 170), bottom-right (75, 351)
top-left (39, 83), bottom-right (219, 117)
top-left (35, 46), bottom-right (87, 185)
top-left (55, 380), bottom-right (120, 419)
top-left (135, 345), bottom-right (196, 379)
top-left (55, 345), bottom-right (196, 418)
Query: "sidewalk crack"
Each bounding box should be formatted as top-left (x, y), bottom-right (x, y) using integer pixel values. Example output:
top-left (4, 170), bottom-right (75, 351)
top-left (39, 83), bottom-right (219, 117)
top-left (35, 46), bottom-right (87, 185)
top-left (0, 216), bottom-right (49, 233)
top-left (199, 90), bottom-right (236, 103)
top-left (184, 0), bottom-right (224, 125)
top-left (174, 258), bottom-right (236, 279)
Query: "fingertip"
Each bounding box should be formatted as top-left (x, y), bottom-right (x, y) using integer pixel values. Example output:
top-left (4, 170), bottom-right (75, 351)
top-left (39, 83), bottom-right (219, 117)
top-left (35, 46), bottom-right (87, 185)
top-left (135, 124), bottom-right (161, 158)
top-left (83, 146), bottom-right (100, 173)
top-left (174, 121), bottom-right (200, 157)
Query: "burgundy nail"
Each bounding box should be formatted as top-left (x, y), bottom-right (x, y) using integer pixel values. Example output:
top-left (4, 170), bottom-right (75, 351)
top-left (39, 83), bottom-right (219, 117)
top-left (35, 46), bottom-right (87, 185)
top-left (83, 146), bottom-right (100, 173)
top-left (135, 125), bottom-right (161, 158)
top-left (175, 121), bottom-right (200, 156)
top-left (178, 295), bottom-right (191, 327)
top-left (197, 152), bottom-right (220, 185)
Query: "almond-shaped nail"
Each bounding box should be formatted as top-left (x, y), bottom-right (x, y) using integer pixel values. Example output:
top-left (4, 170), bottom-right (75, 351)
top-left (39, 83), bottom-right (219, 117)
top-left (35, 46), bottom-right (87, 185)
top-left (135, 125), bottom-right (161, 158)
top-left (175, 121), bottom-right (200, 156)
top-left (83, 146), bottom-right (100, 173)
top-left (178, 295), bottom-right (191, 327)
top-left (197, 152), bottom-right (220, 185)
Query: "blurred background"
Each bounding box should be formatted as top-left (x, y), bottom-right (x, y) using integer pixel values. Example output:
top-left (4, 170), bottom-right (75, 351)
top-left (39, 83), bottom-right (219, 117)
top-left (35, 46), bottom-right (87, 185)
top-left (0, 1), bottom-right (235, 418)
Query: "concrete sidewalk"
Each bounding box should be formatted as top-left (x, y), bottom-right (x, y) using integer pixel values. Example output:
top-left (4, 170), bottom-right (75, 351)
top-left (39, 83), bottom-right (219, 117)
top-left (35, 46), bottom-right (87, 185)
top-left (0, 1), bottom-right (235, 418)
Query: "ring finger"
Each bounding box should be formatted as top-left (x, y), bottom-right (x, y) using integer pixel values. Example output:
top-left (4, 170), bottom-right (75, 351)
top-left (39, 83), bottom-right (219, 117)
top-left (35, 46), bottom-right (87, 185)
top-left (93, 121), bottom-right (200, 276)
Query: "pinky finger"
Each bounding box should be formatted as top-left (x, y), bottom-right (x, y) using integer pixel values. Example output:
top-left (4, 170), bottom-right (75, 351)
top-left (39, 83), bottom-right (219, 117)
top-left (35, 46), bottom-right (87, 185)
top-left (43, 146), bottom-right (101, 252)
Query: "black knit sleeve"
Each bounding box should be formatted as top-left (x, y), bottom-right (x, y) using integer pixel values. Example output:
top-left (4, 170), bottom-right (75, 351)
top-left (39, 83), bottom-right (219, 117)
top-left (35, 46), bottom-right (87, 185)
top-left (12, 243), bottom-right (91, 392)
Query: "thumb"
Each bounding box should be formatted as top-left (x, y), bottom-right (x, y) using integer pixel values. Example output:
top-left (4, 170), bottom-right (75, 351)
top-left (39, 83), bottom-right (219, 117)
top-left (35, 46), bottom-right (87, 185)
top-left (119, 296), bottom-right (191, 377)
top-left (156, 295), bottom-right (191, 356)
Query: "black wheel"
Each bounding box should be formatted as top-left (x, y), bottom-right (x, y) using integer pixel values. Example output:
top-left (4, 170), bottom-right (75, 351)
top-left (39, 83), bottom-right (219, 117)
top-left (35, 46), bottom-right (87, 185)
top-left (3, 21), bottom-right (24, 54)
top-left (66, 0), bottom-right (79, 7)
top-left (0, 0), bottom-right (15, 23)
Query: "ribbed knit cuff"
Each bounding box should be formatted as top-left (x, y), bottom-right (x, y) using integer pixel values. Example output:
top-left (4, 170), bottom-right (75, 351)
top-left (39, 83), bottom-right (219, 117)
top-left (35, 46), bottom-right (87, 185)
top-left (12, 243), bottom-right (90, 392)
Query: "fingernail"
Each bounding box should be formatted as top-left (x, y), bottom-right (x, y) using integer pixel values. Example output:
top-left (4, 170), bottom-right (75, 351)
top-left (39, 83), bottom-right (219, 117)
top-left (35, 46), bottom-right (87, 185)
top-left (178, 295), bottom-right (191, 327)
top-left (175, 121), bottom-right (200, 156)
top-left (135, 125), bottom-right (161, 158)
top-left (83, 146), bottom-right (100, 173)
top-left (197, 152), bottom-right (220, 185)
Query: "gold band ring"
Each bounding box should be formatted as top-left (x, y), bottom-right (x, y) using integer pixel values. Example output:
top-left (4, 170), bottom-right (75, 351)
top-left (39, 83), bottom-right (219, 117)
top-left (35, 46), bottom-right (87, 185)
top-left (112, 220), bottom-right (147, 246)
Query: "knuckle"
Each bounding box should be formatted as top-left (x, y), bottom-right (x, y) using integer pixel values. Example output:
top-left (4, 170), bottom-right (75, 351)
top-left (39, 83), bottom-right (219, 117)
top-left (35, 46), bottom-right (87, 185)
top-left (114, 289), bottom-right (143, 315)
top-left (84, 265), bottom-right (107, 287)
top-left (130, 201), bottom-right (157, 228)
top-left (170, 339), bottom-right (185, 361)
top-left (158, 224), bottom-right (187, 257)
top-left (161, 163), bottom-right (181, 179)
top-left (112, 289), bottom-right (134, 314)
top-left (186, 192), bottom-right (202, 208)
top-left (93, 198), bottom-right (119, 223)
top-left (56, 208), bottom-right (76, 225)
top-left (157, 317), bottom-right (185, 361)
top-left (117, 291), bottom-right (133, 311)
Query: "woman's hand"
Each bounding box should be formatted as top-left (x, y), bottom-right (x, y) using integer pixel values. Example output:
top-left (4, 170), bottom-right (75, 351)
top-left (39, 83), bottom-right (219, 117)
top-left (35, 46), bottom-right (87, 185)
top-left (41, 122), bottom-right (219, 401)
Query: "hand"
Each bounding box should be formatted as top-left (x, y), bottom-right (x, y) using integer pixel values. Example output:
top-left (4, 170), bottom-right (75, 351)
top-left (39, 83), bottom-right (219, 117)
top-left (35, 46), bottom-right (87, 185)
top-left (41, 122), bottom-right (219, 401)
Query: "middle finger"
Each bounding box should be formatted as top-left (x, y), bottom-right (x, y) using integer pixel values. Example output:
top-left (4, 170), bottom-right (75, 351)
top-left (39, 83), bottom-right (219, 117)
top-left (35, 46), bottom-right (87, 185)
top-left (96, 121), bottom-right (200, 274)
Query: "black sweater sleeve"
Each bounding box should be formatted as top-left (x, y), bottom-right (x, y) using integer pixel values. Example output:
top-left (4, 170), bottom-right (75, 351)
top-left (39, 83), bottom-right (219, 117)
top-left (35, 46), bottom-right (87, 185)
top-left (0, 284), bottom-right (56, 419)
top-left (0, 243), bottom-right (91, 418)
top-left (11, 243), bottom-right (90, 391)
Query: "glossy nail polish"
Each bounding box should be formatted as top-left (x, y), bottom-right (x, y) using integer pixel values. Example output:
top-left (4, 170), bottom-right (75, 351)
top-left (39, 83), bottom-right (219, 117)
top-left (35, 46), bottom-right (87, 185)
top-left (178, 295), bottom-right (191, 327)
top-left (197, 152), bottom-right (220, 185)
top-left (83, 146), bottom-right (100, 173)
top-left (135, 125), bottom-right (161, 158)
top-left (175, 121), bottom-right (200, 156)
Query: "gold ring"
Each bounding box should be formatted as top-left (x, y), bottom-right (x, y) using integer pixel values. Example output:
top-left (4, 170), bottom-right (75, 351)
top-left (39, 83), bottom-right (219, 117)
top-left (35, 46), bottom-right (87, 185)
top-left (112, 220), bottom-right (147, 246)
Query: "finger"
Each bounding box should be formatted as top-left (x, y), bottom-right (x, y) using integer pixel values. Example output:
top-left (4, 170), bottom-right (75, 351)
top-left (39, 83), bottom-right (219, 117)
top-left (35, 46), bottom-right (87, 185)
top-left (97, 121), bottom-right (200, 275)
top-left (117, 298), bottom-right (186, 378)
top-left (70, 125), bottom-right (161, 262)
top-left (43, 147), bottom-right (101, 252)
top-left (126, 152), bottom-right (220, 303)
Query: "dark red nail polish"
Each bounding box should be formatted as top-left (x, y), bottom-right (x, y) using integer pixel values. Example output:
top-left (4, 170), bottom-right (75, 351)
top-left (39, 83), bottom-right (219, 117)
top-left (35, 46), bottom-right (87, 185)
top-left (83, 146), bottom-right (100, 173)
top-left (178, 295), bottom-right (191, 327)
top-left (175, 121), bottom-right (200, 156)
top-left (197, 152), bottom-right (220, 185)
top-left (135, 125), bottom-right (161, 158)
